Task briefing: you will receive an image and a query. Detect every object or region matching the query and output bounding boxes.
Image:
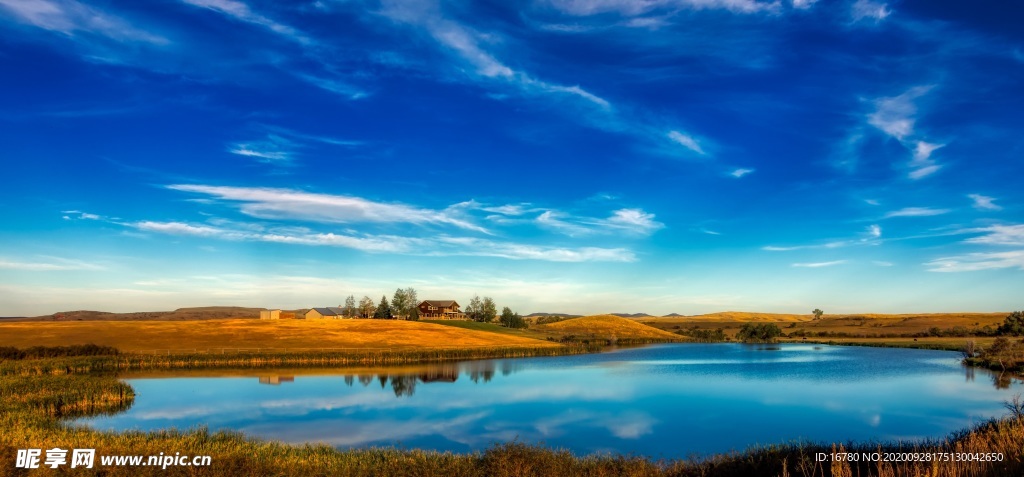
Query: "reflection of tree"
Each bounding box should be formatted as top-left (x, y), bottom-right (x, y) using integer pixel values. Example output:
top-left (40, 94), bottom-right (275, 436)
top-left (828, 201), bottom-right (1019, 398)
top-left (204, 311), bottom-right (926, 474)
top-left (965, 366), bottom-right (975, 383)
top-left (358, 375), bottom-right (373, 387)
top-left (344, 375), bottom-right (354, 387)
top-left (993, 372), bottom-right (1013, 390)
top-left (466, 361), bottom-right (496, 383)
top-left (390, 375), bottom-right (417, 397)
top-left (378, 375), bottom-right (388, 389)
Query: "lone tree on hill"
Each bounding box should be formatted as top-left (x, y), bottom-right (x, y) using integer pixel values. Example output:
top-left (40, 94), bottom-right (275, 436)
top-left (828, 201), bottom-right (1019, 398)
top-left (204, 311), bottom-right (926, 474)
top-left (374, 295), bottom-right (392, 319)
top-left (997, 311), bottom-right (1024, 336)
top-left (812, 308), bottom-right (824, 320)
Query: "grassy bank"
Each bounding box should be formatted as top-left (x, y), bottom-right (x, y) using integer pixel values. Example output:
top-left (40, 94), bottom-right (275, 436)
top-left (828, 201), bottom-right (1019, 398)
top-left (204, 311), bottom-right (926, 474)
top-left (2, 354), bottom-right (1023, 476)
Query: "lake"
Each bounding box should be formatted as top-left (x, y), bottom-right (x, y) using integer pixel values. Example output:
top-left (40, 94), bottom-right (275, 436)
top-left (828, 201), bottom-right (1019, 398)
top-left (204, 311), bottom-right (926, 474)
top-left (78, 344), bottom-right (1023, 457)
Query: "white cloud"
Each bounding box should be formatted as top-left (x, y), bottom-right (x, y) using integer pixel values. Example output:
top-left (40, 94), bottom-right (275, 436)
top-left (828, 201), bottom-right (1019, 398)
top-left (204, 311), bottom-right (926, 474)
top-left (883, 207), bottom-right (950, 219)
top-left (872, 260), bottom-right (893, 267)
top-left (0, 256), bottom-right (104, 271)
top-left (295, 73), bottom-right (369, 100)
top-left (131, 220), bottom-right (635, 262)
top-left (378, 0), bottom-right (608, 108)
top-left (0, 0), bottom-right (168, 44)
top-left (963, 224), bottom-right (1024, 246)
top-left (228, 135), bottom-right (295, 164)
top-left (537, 208), bottom-right (664, 236)
top-left (868, 86), bottom-right (929, 141)
top-left (791, 0), bottom-right (817, 8)
top-left (913, 141), bottom-right (944, 164)
top-left (61, 210), bottom-right (100, 220)
top-left (864, 199), bottom-right (880, 206)
top-left (181, 0), bottom-right (310, 45)
top-left (908, 164), bottom-right (941, 180)
top-left (792, 260), bottom-right (847, 268)
top-left (730, 167), bottom-right (754, 178)
top-left (866, 224), bottom-right (881, 238)
top-left (667, 130), bottom-right (706, 155)
top-left (925, 250), bottom-right (1024, 273)
top-left (967, 194), bottom-right (1002, 211)
top-left (851, 0), bottom-right (890, 22)
top-left (542, 0), bottom-right (782, 16)
top-left (165, 184), bottom-right (490, 233)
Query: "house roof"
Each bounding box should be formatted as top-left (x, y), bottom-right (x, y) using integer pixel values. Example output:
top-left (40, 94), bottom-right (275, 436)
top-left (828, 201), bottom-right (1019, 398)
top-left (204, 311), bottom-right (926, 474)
top-left (421, 300), bottom-right (459, 307)
top-left (310, 307), bottom-right (342, 316)
top-left (326, 306), bottom-right (346, 314)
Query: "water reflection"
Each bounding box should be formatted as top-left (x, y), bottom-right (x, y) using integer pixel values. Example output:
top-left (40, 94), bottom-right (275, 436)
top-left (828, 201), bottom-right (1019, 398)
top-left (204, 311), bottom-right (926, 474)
top-left (254, 361), bottom-right (510, 398)
top-left (258, 376), bottom-right (295, 386)
top-left (80, 344), bottom-right (1024, 457)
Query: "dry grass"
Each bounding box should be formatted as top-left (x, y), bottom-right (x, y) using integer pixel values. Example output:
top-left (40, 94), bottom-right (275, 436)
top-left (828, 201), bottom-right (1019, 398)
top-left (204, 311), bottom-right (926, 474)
top-left (642, 313), bottom-right (1006, 336)
top-left (0, 319), bottom-right (559, 352)
top-left (535, 314), bottom-right (682, 341)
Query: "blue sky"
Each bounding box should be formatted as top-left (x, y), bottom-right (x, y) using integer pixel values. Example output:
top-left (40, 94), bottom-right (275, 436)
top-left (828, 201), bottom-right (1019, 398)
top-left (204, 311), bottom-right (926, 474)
top-left (1, 0), bottom-right (1022, 316)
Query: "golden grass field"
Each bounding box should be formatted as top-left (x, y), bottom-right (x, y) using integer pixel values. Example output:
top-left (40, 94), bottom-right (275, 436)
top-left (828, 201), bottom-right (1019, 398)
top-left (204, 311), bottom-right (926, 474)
top-left (535, 314), bottom-right (682, 341)
top-left (640, 312), bottom-right (1006, 334)
top-left (0, 319), bottom-right (560, 352)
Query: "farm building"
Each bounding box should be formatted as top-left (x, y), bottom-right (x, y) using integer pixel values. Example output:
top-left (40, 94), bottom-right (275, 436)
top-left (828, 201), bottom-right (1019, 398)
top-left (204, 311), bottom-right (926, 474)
top-left (304, 307), bottom-right (347, 319)
top-left (260, 309), bottom-right (281, 320)
top-left (417, 300), bottom-right (466, 320)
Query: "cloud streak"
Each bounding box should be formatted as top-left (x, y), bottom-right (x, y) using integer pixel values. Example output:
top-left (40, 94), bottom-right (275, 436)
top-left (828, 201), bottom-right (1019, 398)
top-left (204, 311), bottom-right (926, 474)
top-left (791, 260), bottom-right (847, 268)
top-left (166, 184), bottom-right (490, 233)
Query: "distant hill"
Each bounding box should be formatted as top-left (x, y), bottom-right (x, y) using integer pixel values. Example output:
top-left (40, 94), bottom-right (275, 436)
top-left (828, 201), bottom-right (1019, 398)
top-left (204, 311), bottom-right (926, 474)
top-left (610, 312), bottom-right (653, 318)
top-left (524, 312), bottom-right (583, 318)
top-left (3, 306), bottom-right (266, 322)
top-left (534, 314), bottom-right (681, 341)
top-left (664, 313), bottom-right (684, 317)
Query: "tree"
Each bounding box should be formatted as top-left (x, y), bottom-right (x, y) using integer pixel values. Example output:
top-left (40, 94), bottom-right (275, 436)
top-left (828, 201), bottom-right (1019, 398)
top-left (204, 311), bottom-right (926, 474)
top-left (408, 306), bottom-right (419, 321)
top-left (812, 309), bottom-right (824, 320)
top-left (358, 296), bottom-right (375, 318)
top-left (405, 287), bottom-right (418, 314)
top-left (481, 297), bottom-right (497, 323)
top-left (343, 295), bottom-right (356, 318)
top-left (391, 288), bottom-right (409, 320)
top-left (997, 311), bottom-right (1024, 336)
top-left (466, 295), bottom-right (483, 322)
top-left (374, 295), bottom-right (392, 319)
top-left (499, 307), bottom-right (527, 329)
top-left (736, 323), bottom-right (782, 343)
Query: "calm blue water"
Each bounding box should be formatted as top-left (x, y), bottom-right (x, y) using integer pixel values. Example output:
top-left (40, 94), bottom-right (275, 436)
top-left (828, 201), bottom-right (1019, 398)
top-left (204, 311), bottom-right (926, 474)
top-left (78, 344), bottom-right (1023, 457)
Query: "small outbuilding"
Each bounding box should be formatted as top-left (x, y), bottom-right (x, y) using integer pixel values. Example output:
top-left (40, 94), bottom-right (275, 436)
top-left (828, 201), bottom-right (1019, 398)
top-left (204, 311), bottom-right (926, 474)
top-left (260, 309), bottom-right (281, 320)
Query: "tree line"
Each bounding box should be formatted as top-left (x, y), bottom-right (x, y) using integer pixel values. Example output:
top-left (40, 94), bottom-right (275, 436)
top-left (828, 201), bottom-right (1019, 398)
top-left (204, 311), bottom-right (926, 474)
top-left (335, 289), bottom-right (528, 328)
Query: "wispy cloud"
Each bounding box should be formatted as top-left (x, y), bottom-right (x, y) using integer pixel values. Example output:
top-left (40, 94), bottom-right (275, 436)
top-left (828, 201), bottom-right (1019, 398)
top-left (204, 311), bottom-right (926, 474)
top-left (165, 184), bottom-right (490, 233)
top-left (537, 208), bottom-right (664, 237)
top-left (850, 0), bottom-right (890, 22)
top-left (925, 250), bottom-right (1024, 273)
top-left (866, 224), bottom-right (881, 238)
top-left (180, 0), bottom-right (310, 45)
top-left (883, 207), bottom-right (950, 219)
top-left (541, 0), bottom-right (782, 16)
top-left (667, 131), bottom-right (706, 155)
top-left (963, 224), bottom-right (1024, 246)
top-left (131, 220), bottom-right (635, 262)
top-left (762, 225), bottom-right (881, 251)
top-left (967, 194), bottom-right (1002, 211)
top-left (865, 86), bottom-right (947, 180)
top-left (0, 0), bottom-right (168, 44)
top-left (61, 210), bottom-right (100, 220)
top-left (294, 73), bottom-right (369, 100)
top-left (0, 256), bottom-right (104, 271)
top-left (228, 135), bottom-right (295, 164)
top-left (792, 260), bottom-right (847, 268)
top-left (868, 86), bottom-right (928, 141)
top-left (729, 167), bottom-right (754, 178)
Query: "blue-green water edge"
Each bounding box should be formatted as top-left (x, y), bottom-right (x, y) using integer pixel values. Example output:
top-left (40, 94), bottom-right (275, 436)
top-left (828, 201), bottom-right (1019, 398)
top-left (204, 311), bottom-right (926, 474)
top-left (79, 344), bottom-right (1023, 458)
